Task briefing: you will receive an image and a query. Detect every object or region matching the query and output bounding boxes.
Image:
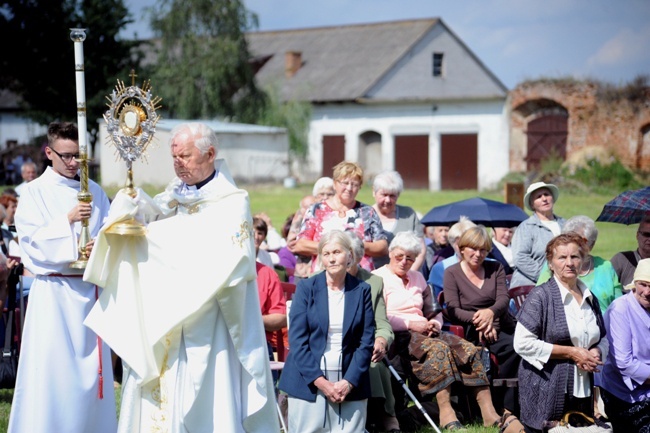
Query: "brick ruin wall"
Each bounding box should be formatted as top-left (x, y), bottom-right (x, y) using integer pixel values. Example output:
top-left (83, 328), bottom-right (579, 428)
top-left (508, 81), bottom-right (650, 172)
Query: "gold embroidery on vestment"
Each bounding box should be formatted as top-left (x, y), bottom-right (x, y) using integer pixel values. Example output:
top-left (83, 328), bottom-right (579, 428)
top-left (167, 199), bottom-right (201, 214)
top-left (232, 220), bottom-right (252, 247)
top-left (150, 332), bottom-right (173, 431)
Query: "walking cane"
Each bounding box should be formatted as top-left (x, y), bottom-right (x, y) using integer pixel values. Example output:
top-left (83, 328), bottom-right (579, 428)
top-left (381, 358), bottom-right (442, 433)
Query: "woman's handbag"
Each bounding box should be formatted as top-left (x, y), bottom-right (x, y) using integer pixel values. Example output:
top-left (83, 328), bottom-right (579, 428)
top-left (543, 411), bottom-right (612, 433)
top-left (426, 283), bottom-right (443, 317)
top-left (0, 309), bottom-right (17, 389)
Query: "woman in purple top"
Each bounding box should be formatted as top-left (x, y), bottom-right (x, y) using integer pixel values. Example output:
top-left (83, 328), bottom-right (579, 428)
top-left (599, 258), bottom-right (650, 432)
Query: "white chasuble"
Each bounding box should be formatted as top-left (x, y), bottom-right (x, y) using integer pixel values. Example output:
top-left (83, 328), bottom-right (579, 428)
top-left (9, 167), bottom-right (117, 433)
top-left (84, 160), bottom-right (279, 433)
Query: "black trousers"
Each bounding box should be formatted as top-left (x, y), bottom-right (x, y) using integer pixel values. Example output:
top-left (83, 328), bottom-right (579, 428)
top-left (601, 388), bottom-right (650, 433)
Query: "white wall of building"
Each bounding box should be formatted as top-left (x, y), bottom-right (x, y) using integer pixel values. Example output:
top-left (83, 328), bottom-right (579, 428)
top-left (0, 113), bottom-right (47, 148)
top-left (303, 99), bottom-right (509, 190)
top-left (98, 119), bottom-right (289, 190)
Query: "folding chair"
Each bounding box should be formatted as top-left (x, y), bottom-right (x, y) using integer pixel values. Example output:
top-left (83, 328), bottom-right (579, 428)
top-left (508, 285), bottom-right (534, 314)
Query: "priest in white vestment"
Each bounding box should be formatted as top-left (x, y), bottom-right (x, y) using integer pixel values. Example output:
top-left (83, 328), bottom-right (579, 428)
top-left (84, 122), bottom-right (279, 433)
top-left (9, 121), bottom-right (117, 433)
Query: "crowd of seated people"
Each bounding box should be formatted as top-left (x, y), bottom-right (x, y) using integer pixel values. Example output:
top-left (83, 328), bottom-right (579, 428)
top-left (2, 149), bottom-right (641, 433)
top-left (257, 170), bottom-right (642, 433)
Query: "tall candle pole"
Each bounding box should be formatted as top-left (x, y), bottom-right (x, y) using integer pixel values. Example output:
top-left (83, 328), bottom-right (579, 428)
top-left (69, 28), bottom-right (93, 269)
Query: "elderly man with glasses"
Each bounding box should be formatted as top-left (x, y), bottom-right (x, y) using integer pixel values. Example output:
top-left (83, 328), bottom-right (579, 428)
top-left (83, 122), bottom-right (278, 433)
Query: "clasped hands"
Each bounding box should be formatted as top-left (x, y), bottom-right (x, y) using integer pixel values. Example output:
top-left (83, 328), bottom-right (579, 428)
top-left (410, 319), bottom-right (441, 337)
top-left (473, 309), bottom-right (497, 344)
top-left (571, 347), bottom-right (603, 373)
top-left (314, 376), bottom-right (352, 403)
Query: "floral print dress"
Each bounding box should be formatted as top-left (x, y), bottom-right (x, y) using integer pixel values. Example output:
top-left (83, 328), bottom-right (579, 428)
top-left (297, 201), bottom-right (386, 273)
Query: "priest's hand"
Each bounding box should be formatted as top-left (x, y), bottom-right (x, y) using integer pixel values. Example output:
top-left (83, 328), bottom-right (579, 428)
top-left (68, 202), bottom-right (92, 224)
top-left (84, 238), bottom-right (96, 257)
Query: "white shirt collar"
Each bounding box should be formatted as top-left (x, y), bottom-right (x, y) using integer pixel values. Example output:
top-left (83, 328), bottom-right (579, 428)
top-left (553, 275), bottom-right (593, 306)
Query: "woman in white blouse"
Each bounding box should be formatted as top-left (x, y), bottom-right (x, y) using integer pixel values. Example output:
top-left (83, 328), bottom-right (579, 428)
top-left (510, 233), bottom-right (608, 433)
top-left (279, 230), bottom-right (375, 432)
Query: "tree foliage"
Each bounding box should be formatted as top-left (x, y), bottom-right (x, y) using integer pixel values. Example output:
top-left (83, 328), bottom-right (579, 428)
top-left (148, 0), bottom-right (267, 122)
top-left (258, 85), bottom-right (311, 164)
top-left (0, 0), bottom-right (141, 151)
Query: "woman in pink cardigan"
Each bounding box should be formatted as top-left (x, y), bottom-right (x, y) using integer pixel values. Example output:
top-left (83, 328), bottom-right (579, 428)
top-left (373, 230), bottom-right (500, 431)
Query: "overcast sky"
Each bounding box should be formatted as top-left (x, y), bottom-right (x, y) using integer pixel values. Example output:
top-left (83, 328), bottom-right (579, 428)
top-left (121, 0), bottom-right (650, 89)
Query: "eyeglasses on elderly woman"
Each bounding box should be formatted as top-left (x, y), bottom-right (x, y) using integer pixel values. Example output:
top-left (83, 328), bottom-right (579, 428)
top-left (393, 253), bottom-right (415, 263)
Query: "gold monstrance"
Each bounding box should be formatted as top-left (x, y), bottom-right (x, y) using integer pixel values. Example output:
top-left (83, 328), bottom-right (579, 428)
top-left (104, 71), bottom-right (161, 235)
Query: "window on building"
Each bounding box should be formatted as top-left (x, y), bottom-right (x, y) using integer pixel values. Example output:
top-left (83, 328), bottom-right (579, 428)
top-left (432, 52), bottom-right (444, 77)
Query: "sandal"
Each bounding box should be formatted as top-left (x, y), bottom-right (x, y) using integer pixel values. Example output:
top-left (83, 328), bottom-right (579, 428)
top-left (487, 418), bottom-right (500, 427)
top-left (442, 420), bottom-right (467, 431)
top-left (499, 412), bottom-right (525, 433)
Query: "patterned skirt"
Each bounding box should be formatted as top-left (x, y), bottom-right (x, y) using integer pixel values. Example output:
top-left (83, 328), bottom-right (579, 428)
top-left (405, 331), bottom-right (489, 396)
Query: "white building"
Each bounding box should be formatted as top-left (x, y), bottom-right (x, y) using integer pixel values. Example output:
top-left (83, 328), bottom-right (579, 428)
top-left (248, 18), bottom-right (509, 190)
top-left (0, 90), bottom-right (47, 150)
top-left (2, 18), bottom-right (509, 191)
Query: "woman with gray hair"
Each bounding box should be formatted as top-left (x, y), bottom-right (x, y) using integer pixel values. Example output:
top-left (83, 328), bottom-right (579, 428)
top-left (374, 231), bottom-right (501, 430)
top-left (279, 229), bottom-right (375, 432)
top-left (537, 215), bottom-right (623, 313)
top-left (371, 170), bottom-right (425, 271)
top-left (312, 177), bottom-right (335, 202)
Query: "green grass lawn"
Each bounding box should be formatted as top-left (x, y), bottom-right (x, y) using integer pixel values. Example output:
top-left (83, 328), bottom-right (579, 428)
top-left (0, 384), bottom-right (496, 433)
